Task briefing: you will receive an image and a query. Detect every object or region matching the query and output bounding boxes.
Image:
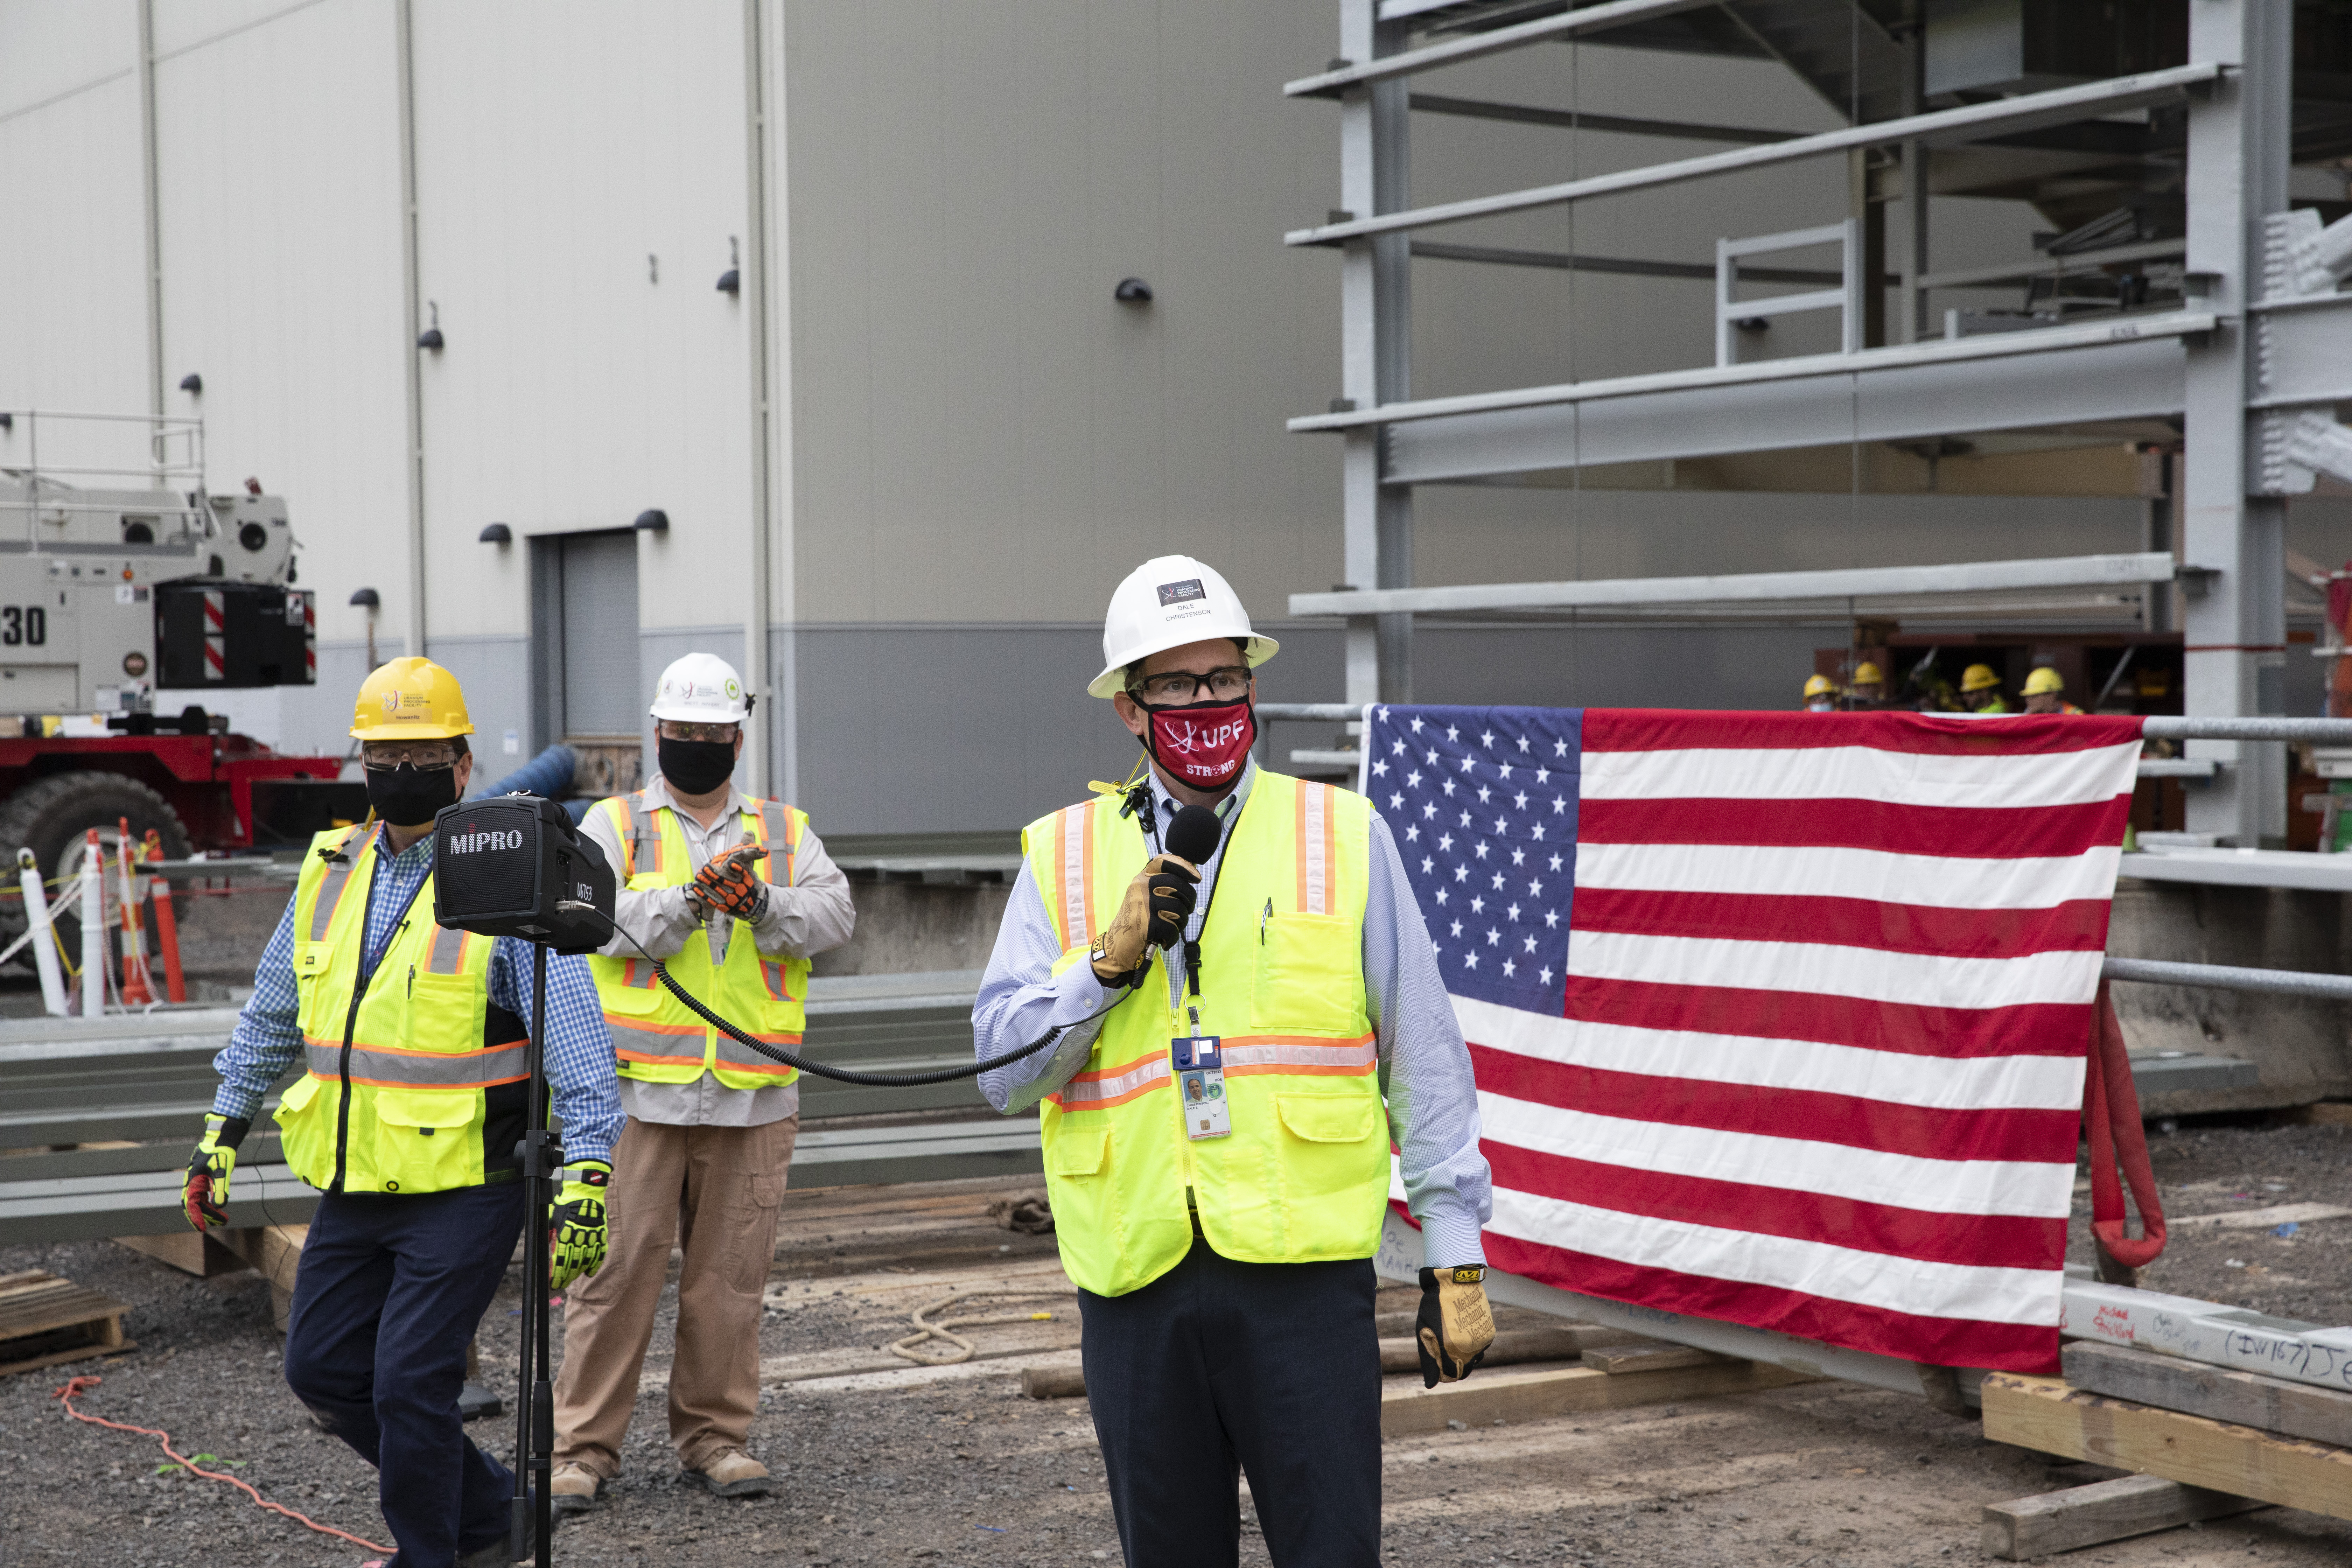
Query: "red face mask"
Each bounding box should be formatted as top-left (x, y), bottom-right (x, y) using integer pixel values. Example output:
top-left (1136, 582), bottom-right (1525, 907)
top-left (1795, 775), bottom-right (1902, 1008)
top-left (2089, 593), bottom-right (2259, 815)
top-left (1142, 697), bottom-right (1255, 790)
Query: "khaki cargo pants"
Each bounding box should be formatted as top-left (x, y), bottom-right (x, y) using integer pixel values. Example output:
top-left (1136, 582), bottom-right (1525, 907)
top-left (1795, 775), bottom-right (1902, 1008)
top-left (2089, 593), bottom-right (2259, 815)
top-left (551, 1114), bottom-right (795, 1475)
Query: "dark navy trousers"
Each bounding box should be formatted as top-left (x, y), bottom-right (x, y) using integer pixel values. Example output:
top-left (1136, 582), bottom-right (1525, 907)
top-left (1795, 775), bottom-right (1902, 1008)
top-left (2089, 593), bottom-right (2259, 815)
top-left (1079, 1239), bottom-right (1381, 1568)
top-left (282, 1182), bottom-right (525, 1568)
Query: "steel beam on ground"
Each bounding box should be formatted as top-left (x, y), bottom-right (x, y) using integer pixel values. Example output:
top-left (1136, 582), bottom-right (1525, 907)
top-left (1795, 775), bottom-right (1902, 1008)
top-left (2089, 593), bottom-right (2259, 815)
top-left (2105, 955), bottom-right (2352, 1002)
top-left (1286, 64), bottom-right (2222, 247)
top-left (1289, 553), bottom-right (2175, 619)
top-left (1285, 0), bottom-right (1721, 98)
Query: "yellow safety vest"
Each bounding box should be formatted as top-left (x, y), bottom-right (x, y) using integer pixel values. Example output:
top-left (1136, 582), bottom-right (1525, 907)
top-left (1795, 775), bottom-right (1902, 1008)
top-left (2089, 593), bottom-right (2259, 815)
top-left (586, 791), bottom-right (809, 1091)
top-left (1023, 771), bottom-right (1386, 1297)
top-left (271, 823), bottom-right (534, 1195)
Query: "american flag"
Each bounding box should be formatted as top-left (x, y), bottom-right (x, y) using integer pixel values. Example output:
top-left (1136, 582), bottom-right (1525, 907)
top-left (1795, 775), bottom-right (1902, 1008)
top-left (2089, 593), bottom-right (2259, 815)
top-left (1363, 706), bottom-right (2143, 1372)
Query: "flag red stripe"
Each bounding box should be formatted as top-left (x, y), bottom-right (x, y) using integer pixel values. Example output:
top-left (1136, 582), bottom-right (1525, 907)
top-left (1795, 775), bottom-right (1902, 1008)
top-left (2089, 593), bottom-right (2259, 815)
top-left (1562, 976), bottom-right (2092, 1060)
top-left (1483, 1229), bottom-right (2061, 1373)
top-left (1483, 1140), bottom-right (2066, 1272)
top-left (1470, 1043), bottom-right (2080, 1165)
top-left (1570, 886), bottom-right (2114, 960)
top-left (1581, 708), bottom-right (2143, 758)
top-left (1577, 796), bottom-right (2132, 858)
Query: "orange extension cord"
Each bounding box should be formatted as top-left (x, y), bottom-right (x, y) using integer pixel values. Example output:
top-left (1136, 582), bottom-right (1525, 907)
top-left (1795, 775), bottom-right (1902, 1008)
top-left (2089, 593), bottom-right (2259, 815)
top-left (52, 1374), bottom-right (393, 1556)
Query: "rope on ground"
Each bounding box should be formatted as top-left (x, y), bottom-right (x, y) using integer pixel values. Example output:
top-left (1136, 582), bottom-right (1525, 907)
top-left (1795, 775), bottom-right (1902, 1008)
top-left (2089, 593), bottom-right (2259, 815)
top-left (888, 1287), bottom-right (1079, 1367)
top-left (51, 1374), bottom-right (393, 1555)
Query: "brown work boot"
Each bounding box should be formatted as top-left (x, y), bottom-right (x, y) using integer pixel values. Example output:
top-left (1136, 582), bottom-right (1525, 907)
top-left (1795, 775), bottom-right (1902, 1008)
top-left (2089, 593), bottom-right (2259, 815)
top-left (550, 1461), bottom-right (603, 1516)
top-left (685, 1447), bottom-right (777, 1498)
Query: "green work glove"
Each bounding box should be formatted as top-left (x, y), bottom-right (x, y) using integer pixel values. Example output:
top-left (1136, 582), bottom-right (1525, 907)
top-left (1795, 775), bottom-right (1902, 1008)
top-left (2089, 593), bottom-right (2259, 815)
top-left (1416, 1264), bottom-right (1496, 1388)
top-left (550, 1159), bottom-right (613, 1290)
top-left (183, 1114), bottom-right (247, 1232)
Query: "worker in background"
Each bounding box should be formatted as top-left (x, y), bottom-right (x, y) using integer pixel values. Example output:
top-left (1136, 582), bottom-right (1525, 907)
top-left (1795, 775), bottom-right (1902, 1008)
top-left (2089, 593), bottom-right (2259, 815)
top-left (182, 657), bottom-right (622, 1568)
top-left (973, 555), bottom-right (1494, 1568)
top-left (1801, 674), bottom-right (1837, 712)
top-left (1959, 663), bottom-right (2011, 714)
top-left (551, 652), bottom-right (855, 1511)
top-left (1844, 660), bottom-right (1885, 709)
top-left (2022, 666), bottom-right (2085, 715)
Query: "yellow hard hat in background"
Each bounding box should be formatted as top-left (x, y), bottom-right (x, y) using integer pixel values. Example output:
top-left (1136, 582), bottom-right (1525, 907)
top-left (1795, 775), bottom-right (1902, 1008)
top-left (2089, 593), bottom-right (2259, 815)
top-left (1803, 674), bottom-right (1835, 699)
top-left (350, 657), bottom-right (475, 740)
top-left (1960, 663), bottom-right (2002, 693)
top-left (2023, 666), bottom-right (2066, 697)
top-left (1852, 661), bottom-right (1884, 685)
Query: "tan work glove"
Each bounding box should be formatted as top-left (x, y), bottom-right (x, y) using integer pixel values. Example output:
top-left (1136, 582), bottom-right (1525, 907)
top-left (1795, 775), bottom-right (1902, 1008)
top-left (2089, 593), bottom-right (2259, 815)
top-left (1088, 854), bottom-right (1198, 987)
top-left (1416, 1264), bottom-right (1496, 1387)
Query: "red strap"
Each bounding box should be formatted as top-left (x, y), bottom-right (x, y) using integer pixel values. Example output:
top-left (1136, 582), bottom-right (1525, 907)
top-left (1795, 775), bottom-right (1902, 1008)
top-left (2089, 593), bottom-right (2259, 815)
top-left (2082, 979), bottom-right (2167, 1268)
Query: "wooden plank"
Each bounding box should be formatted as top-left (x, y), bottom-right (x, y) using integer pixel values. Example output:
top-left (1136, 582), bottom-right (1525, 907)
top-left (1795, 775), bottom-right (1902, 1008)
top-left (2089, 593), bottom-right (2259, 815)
top-left (1583, 1339), bottom-right (1728, 1375)
top-left (1982, 1473), bottom-right (2263, 1560)
top-left (1381, 1358), bottom-right (1815, 1438)
top-left (1982, 1374), bottom-right (2352, 1522)
top-left (2281, 1102), bottom-right (2352, 1126)
top-left (1023, 1363), bottom-right (1086, 1399)
top-left (0, 1281), bottom-right (126, 1338)
top-left (113, 1230), bottom-right (251, 1278)
top-left (0, 1337), bottom-right (137, 1378)
top-left (1017, 1326), bottom-right (1642, 1397)
top-left (215, 1224), bottom-right (306, 1335)
top-left (2063, 1342), bottom-right (2352, 1449)
top-left (2167, 1203), bottom-right (2352, 1233)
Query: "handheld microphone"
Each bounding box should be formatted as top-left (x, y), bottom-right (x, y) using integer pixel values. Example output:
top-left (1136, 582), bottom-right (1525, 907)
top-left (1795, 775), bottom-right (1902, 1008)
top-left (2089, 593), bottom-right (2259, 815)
top-left (1165, 803), bottom-right (1222, 867)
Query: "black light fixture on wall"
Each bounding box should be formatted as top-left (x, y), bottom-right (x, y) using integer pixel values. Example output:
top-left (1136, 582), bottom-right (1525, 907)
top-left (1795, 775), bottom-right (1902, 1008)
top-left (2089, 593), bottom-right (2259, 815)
top-left (479, 523), bottom-right (512, 545)
top-left (179, 373), bottom-right (203, 394)
top-left (717, 236), bottom-right (741, 296)
top-left (1114, 277), bottom-right (1154, 304)
top-left (633, 509), bottom-right (670, 533)
top-left (419, 301), bottom-right (445, 351)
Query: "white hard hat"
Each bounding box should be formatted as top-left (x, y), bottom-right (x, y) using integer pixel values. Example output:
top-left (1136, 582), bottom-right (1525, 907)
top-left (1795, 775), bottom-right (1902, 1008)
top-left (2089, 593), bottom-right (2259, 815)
top-left (650, 652), bottom-right (750, 723)
top-left (1088, 555), bottom-right (1278, 699)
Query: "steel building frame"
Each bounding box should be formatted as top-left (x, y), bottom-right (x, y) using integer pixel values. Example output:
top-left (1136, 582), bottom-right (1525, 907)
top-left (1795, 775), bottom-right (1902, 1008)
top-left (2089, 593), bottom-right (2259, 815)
top-left (1291, 0), bottom-right (2352, 846)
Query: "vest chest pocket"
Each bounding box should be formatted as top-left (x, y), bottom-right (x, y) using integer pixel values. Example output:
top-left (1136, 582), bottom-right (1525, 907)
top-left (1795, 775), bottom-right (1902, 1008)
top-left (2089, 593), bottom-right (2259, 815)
top-left (371, 1087), bottom-right (481, 1192)
top-left (402, 971), bottom-right (489, 1051)
top-left (293, 941), bottom-right (331, 988)
top-left (1273, 1091), bottom-right (1387, 1212)
top-left (1249, 912), bottom-right (1367, 1035)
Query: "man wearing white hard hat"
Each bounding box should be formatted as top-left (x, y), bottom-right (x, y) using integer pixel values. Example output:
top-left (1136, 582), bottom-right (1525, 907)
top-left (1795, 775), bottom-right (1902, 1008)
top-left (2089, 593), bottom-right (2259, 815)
top-left (550, 652), bottom-right (855, 1510)
top-left (973, 556), bottom-right (1493, 1567)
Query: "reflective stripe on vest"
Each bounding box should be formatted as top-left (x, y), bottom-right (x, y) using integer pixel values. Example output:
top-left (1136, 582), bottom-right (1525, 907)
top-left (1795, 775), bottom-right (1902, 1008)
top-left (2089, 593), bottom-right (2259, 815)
top-left (307, 823), bottom-right (378, 942)
top-left (300, 1037), bottom-right (528, 1090)
top-left (1022, 772), bottom-right (1386, 1298)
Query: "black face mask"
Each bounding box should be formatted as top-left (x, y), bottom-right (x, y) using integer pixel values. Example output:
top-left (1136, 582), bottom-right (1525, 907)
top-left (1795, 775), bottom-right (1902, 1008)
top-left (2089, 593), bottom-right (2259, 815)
top-left (658, 736), bottom-right (737, 797)
top-left (366, 762), bottom-right (460, 828)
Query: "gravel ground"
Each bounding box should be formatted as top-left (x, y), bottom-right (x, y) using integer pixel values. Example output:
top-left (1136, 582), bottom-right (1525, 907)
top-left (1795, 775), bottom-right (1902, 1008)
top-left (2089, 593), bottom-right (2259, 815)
top-left (3, 1119), bottom-right (2349, 1568)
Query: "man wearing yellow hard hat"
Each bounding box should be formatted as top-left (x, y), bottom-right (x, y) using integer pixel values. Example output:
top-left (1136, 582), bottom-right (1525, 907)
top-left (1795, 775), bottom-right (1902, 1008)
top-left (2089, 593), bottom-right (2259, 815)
top-left (2022, 666), bottom-right (2084, 714)
top-left (1802, 673), bottom-right (1837, 712)
top-left (1844, 660), bottom-right (1885, 709)
top-left (1959, 663), bottom-right (2011, 714)
top-left (183, 657), bottom-right (624, 1567)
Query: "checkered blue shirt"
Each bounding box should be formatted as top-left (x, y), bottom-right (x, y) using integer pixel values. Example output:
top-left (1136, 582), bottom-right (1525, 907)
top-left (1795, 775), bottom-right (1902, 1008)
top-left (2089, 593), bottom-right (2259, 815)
top-left (211, 831), bottom-right (623, 1166)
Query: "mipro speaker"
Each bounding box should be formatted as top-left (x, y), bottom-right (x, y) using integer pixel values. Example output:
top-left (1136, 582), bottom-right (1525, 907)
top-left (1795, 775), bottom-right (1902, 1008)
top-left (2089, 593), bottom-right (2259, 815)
top-left (431, 794), bottom-right (615, 953)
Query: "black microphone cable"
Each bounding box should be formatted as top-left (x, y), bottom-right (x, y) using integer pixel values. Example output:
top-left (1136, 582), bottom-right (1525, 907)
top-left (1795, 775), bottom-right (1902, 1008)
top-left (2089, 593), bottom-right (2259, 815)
top-left (555, 900), bottom-right (1072, 1087)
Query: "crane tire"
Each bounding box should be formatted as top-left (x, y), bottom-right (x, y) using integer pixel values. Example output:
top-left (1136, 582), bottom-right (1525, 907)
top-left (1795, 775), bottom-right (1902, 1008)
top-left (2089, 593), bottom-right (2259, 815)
top-left (0, 771), bottom-right (191, 967)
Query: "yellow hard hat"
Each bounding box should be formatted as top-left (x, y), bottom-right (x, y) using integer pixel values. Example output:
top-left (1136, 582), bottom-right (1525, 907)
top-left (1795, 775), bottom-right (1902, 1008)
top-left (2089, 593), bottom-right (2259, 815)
top-left (1852, 662), bottom-right (1884, 686)
top-left (1803, 674), bottom-right (1835, 699)
top-left (2023, 666), bottom-right (2066, 697)
top-left (1960, 663), bottom-right (2002, 693)
top-left (350, 657), bottom-right (475, 741)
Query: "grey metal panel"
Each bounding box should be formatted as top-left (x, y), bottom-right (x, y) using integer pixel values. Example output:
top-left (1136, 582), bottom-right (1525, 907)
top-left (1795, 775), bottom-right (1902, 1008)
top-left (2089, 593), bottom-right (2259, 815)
top-left (1388, 336), bottom-right (2190, 482)
top-left (2252, 295), bottom-right (2352, 409)
top-left (558, 530), bottom-right (640, 737)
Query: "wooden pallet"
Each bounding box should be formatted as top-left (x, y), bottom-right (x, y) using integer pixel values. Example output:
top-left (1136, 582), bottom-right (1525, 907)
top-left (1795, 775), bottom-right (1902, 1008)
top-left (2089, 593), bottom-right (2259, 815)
top-left (0, 1269), bottom-right (133, 1377)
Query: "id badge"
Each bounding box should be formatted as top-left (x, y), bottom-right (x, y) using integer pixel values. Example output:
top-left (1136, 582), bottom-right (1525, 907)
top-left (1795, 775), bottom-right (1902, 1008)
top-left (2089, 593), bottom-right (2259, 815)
top-left (1170, 1035), bottom-right (1231, 1140)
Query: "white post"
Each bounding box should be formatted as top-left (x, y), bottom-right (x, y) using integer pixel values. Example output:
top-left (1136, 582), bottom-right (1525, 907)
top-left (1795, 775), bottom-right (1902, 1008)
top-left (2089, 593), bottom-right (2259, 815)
top-left (19, 849), bottom-right (66, 1017)
top-left (79, 830), bottom-right (104, 1017)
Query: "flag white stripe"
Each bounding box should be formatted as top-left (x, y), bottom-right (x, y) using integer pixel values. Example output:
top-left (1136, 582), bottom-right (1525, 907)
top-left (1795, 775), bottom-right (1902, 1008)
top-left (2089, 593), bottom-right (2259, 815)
top-left (1480, 1092), bottom-right (2075, 1218)
top-left (1454, 996), bottom-right (2087, 1112)
top-left (1486, 1185), bottom-right (2064, 1328)
top-left (1572, 840), bottom-right (2121, 910)
top-left (1567, 929), bottom-right (2105, 1010)
top-left (1580, 742), bottom-right (2141, 808)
